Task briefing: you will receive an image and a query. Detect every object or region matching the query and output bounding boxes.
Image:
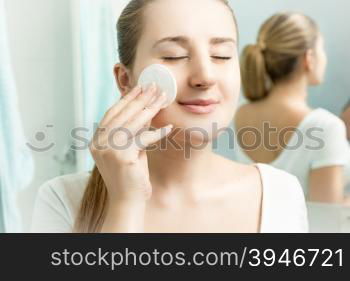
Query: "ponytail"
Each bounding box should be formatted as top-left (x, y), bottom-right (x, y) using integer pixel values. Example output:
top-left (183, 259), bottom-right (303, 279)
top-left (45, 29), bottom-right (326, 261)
top-left (240, 12), bottom-right (319, 102)
top-left (240, 44), bottom-right (272, 102)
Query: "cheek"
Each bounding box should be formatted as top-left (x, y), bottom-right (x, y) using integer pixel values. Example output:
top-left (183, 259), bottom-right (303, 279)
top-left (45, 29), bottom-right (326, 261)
top-left (222, 66), bottom-right (241, 105)
top-left (217, 69), bottom-right (241, 124)
top-left (314, 59), bottom-right (326, 83)
top-left (310, 58), bottom-right (324, 84)
top-left (317, 52), bottom-right (327, 74)
top-left (150, 110), bottom-right (170, 129)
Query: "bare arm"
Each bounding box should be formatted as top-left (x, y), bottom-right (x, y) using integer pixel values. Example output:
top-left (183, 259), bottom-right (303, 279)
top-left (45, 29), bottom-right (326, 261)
top-left (308, 166), bottom-right (345, 203)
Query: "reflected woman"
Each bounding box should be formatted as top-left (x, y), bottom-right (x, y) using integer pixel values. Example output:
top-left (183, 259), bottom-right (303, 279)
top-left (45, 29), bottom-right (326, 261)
top-left (234, 12), bottom-right (350, 205)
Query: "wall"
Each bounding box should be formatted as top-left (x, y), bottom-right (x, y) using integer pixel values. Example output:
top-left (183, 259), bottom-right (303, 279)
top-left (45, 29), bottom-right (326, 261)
top-left (4, 0), bottom-right (75, 231)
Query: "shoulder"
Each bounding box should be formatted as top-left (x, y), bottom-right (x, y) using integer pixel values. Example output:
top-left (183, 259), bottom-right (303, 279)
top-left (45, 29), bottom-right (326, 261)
top-left (235, 102), bottom-right (250, 115)
top-left (307, 108), bottom-right (346, 131)
top-left (31, 171), bottom-right (91, 232)
top-left (214, 154), bottom-right (261, 181)
top-left (234, 102), bottom-right (257, 125)
top-left (257, 163), bottom-right (304, 199)
top-left (35, 171), bottom-right (90, 219)
top-left (305, 109), bottom-right (349, 166)
top-left (38, 171), bottom-right (90, 202)
top-left (257, 164), bottom-right (308, 233)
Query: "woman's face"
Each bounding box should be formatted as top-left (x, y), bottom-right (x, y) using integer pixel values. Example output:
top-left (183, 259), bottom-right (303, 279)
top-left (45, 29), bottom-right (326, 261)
top-left (129, 0), bottom-right (240, 144)
top-left (309, 34), bottom-right (328, 85)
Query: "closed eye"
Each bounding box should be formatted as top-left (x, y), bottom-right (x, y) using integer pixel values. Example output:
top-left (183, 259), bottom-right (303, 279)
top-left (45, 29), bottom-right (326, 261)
top-left (162, 56), bottom-right (188, 60)
top-left (212, 56), bottom-right (232, 60)
top-left (162, 56), bottom-right (232, 61)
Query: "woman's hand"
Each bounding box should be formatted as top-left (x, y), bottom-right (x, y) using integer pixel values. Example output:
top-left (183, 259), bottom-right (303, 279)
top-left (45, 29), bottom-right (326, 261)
top-left (89, 83), bottom-right (172, 232)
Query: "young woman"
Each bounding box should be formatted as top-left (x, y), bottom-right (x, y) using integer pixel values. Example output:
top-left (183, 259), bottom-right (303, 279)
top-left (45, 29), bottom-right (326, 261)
top-left (234, 12), bottom-right (350, 204)
top-left (31, 0), bottom-right (308, 233)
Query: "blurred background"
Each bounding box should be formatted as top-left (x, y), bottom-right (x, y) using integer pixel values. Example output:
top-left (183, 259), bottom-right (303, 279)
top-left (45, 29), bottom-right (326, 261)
top-left (0, 0), bottom-right (349, 232)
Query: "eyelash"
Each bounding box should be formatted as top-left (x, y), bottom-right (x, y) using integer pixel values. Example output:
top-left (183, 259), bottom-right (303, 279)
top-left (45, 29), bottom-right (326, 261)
top-left (162, 56), bottom-right (232, 61)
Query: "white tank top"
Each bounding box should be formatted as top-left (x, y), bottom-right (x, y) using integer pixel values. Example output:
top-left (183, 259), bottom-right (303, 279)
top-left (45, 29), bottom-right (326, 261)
top-left (233, 108), bottom-right (350, 196)
top-left (31, 164), bottom-right (308, 233)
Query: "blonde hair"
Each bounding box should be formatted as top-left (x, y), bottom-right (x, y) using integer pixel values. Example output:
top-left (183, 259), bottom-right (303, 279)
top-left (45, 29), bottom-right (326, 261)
top-left (74, 0), bottom-right (238, 233)
top-left (240, 12), bottom-right (319, 102)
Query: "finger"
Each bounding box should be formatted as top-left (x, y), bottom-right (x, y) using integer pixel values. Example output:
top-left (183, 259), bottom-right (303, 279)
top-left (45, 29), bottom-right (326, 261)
top-left (100, 85), bottom-right (142, 127)
top-left (124, 92), bottom-right (167, 136)
top-left (104, 83), bottom-right (158, 130)
top-left (94, 85), bottom-right (160, 144)
top-left (136, 124), bottom-right (174, 150)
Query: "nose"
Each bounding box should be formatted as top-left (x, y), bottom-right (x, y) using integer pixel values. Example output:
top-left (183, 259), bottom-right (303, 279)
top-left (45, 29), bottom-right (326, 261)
top-left (188, 53), bottom-right (216, 90)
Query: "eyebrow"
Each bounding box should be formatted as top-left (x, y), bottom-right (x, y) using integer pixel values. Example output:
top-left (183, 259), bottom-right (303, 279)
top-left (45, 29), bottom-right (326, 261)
top-left (152, 36), bottom-right (236, 49)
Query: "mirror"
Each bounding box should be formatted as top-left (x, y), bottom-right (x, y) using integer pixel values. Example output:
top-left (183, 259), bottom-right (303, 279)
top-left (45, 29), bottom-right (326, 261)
top-left (1, 0), bottom-right (349, 233)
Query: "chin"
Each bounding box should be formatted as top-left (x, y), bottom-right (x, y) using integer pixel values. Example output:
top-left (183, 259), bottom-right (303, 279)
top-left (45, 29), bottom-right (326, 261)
top-left (156, 121), bottom-right (232, 149)
top-left (151, 104), bottom-right (234, 142)
top-left (170, 131), bottom-right (217, 148)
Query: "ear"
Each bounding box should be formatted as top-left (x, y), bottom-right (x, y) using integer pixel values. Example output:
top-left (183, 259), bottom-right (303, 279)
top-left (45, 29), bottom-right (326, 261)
top-left (113, 63), bottom-right (134, 98)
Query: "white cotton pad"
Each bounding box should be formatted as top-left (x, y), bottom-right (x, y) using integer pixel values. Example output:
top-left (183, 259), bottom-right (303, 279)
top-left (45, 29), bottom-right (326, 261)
top-left (137, 64), bottom-right (177, 108)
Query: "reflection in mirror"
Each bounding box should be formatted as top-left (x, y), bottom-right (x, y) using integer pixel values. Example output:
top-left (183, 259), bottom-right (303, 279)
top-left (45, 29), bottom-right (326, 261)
top-left (231, 0), bottom-right (350, 232)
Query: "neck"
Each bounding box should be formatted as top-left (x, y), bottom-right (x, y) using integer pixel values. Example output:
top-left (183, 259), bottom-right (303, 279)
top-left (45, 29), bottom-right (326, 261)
top-left (267, 75), bottom-right (309, 108)
top-left (147, 137), bottom-right (214, 189)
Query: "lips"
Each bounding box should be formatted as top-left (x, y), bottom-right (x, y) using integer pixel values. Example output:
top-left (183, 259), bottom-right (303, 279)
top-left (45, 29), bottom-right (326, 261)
top-left (178, 99), bottom-right (219, 106)
top-left (178, 99), bottom-right (219, 114)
